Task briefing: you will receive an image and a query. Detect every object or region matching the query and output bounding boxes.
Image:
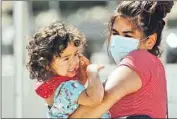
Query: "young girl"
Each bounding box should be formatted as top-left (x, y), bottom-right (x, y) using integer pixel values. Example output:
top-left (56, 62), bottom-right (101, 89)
top-left (26, 21), bottom-right (110, 118)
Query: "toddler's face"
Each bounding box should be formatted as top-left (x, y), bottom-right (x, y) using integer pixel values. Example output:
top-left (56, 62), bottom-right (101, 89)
top-left (51, 42), bottom-right (80, 78)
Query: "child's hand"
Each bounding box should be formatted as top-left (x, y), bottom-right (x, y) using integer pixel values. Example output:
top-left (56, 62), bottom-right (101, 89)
top-left (78, 64), bottom-right (105, 106)
top-left (79, 55), bottom-right (90, 85)
top-left (86, 64), bottom-right (104, 77)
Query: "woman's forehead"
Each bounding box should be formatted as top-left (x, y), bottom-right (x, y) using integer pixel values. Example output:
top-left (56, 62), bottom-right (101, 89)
top-left (113, 16), bottom-right (135, 31)
top-left (112, 16), bottom-right (144, 39)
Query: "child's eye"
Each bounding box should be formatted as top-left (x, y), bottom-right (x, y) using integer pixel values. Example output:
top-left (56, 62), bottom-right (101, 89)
top-left (75, 53), bottom-right (79, 56)
top-left (64, 58), bottom-right (69, 61)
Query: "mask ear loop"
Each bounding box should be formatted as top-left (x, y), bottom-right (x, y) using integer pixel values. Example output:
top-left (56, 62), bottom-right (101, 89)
top-left (140, 36), bottom-right (149, 42)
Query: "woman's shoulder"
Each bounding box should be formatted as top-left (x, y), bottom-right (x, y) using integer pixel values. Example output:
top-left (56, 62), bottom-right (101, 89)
top-left (129, 50), bottom-right (157, 59)
top-left (119, 49), bottom-right (164, 87)
top-left (123, 49), bottom-right (161, 64)
top-left (119, 49), bottom-right (163, 71)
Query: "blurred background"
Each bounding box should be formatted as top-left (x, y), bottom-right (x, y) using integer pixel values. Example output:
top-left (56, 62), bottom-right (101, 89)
top-left (1, 1), bottom-right (177, 118)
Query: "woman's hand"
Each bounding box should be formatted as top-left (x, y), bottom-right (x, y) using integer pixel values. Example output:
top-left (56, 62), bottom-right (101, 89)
top-left (79, 55), bottom-right (90, 85)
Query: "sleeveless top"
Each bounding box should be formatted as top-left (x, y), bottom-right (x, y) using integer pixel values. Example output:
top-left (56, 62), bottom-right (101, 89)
top-left (109, 50), bottom-right (167, 118)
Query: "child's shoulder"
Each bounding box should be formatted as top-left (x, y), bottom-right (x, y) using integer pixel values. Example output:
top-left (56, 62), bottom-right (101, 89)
top-left (60, 80), bottom-right (84, 89)
top-left (54, 79), bottom-right (85, 103)
top-left (34, 76), bottom-right (78, 99)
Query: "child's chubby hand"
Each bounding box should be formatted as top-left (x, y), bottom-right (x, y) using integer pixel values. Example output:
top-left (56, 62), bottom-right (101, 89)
top-left (86, 64), bottom-right (105, 78)
top-left (79, 55), bottom-right (91, 84)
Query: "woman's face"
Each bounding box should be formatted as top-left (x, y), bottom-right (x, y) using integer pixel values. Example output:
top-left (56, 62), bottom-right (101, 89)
top-left (111, 16), bottom-right (157, 50)
top-left (50, 42), bottom-right (80, 78)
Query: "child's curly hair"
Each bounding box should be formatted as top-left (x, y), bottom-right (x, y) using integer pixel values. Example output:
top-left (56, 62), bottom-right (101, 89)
top-left (26, 21), bottom-right (86, 81)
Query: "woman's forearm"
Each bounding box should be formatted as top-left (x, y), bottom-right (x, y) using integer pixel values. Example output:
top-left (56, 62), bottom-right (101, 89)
top-left (70, 90), bottom-right (123, 118)
top-left (81, 81), bottom-right (129, 118)
top-left (70, 66), bottom-right (142, 118)
top-left (71, 78), bottom-right (128, 118)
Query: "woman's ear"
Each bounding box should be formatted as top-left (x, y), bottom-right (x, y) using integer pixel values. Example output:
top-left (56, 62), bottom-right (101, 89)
top-left (146, 33), bottom-right (157, 50)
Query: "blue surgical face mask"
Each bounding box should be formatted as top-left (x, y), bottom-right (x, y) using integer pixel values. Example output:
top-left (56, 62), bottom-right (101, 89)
top-left (109, 35), bottom-right (140, 64)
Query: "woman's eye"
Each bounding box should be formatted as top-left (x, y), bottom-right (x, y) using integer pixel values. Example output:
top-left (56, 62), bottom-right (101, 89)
top-left (124, 34), bottom-right (132, 38)
top-left (112, 32), bottom-right (118, 35)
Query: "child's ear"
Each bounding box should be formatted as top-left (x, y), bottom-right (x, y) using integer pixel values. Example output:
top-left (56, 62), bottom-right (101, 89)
top-left (46, 65), bottom-right (49, 70)
top-left (46, 64), bottom-right (53, 72)
top-left (46, 65), bottom-right (51, 72)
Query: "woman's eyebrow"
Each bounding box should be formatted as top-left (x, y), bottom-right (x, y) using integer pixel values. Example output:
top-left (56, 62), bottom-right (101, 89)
top-left (112, 28), bottom-right (134, 34)
top-left (112, 28), bottom-right (120, 35)
top-left (122, 30), bottom-right (134, 34)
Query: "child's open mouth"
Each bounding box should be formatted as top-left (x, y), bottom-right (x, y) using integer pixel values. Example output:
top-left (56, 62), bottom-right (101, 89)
top-left (68, 67), bottom-right (78, 73)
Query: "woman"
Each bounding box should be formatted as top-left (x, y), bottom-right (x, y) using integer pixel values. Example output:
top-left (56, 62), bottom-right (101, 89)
top-left (70, 1), bottom-right (174, 118)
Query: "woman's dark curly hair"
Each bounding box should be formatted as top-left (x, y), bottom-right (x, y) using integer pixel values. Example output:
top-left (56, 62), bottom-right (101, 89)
top-left (26, 21), bottom-right (86, 81)
top-left (108, 1), bottom-right (174, 57)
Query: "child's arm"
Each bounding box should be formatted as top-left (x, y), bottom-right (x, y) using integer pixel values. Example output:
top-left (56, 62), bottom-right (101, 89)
top-left (47, 65), bottom-right (104, 118)
top-left (79, 55), bottom-right (90, 85)
top-left (77, 64), bottom-right (105, 106)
